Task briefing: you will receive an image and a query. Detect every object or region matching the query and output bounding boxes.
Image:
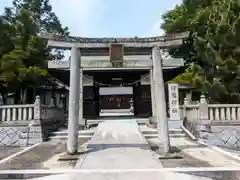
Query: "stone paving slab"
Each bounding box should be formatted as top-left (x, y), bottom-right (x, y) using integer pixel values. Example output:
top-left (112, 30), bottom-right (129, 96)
top-left (78, 147), bottom-right (162, 169)
top-left (76, 120), bottom-right (162, 169)
top-left (87, 120), bottom-right (148, 147)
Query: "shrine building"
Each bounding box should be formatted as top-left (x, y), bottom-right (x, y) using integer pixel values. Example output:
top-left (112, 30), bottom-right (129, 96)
top-left (44, 32), bottom-right (188, 122)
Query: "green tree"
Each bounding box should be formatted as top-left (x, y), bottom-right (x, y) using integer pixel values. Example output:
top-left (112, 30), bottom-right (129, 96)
top-left (162, 0), bottom-right (240, 103)
top-left (0, 0), bottom-right (69, 103)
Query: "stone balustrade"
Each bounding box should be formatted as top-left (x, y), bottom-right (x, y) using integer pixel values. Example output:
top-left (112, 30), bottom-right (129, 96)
top-left (0, 104), bottom-right (34, 122)
top-left (0, 96), bottom-right (64, 123)
top-left (180, 95), bottom-right (240, 141)
top-left (0, 96), bottom-right (65, 147)
top-left (208, 104), bottom-right (240, 121)
top-left (180, 95), bottom-right (240, 122)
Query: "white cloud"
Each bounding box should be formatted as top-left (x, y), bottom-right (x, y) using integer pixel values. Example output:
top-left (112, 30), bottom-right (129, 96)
top-left (143, 19), bottom-right (164, 37)
top-left (150, 19), bottom-right (164, 36)
top-left (50, 0), bottom-right (107, 37)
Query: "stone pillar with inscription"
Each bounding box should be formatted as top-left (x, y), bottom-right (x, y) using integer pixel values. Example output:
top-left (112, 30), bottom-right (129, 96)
top-left (67, 45), bottom-right (80, 155)
top-left (168, 83), bottom-right (181, 129)
top-left (152, 46), bottom-right (170, 153)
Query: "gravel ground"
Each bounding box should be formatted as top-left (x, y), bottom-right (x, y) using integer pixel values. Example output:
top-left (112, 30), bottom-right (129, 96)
top-left (0, 139), bottom-right (87, 170)
top-left (150, 146), bottom-right (212, 168)
top-left (148, 137), bottom-right (240, 168)
top-left (178, 171), bottom-right (240, 180)
top-left (0, 147), bottom-right (23, 161)
top-left (160, 153), bottom-right (212, 167)
top-left (221, 146), bottom-right (240, 157)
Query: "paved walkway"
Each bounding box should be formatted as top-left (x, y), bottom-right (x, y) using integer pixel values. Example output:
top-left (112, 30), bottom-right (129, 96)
top-left (33, 120), bottom-right (217, 180)
top-left (75, 120), bottom-right (162, 169)
top-left (34, 171), bottom-right (213, 180)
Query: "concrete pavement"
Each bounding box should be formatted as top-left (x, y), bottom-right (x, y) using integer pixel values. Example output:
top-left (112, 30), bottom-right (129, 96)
top-left (76, 120), bottom-right (162, 169)
top-left (31, 120), bottom-right (222, 180)
top-left (32, 171), bottom-right (213, 180)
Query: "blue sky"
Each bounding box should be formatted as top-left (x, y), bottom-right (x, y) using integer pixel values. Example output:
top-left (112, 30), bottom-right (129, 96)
top-left (0, 0), bottom-right (182, 37)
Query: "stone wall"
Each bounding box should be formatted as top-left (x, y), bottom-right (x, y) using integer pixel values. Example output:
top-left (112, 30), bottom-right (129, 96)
top-left (181, 95), bottom-right (240, 149)
top-left (0, 96), bottom-right (65, 147)
top-left (19, 118), bottom-right (63, 147)
top-left (183, 117), bottom-right (240, 149)
top-left (0, 121), bottom-right (43, 147)
top-left (0, 125), bottom-right (27, 146)
top-left (203, 125), bottom-right (240, 149)
top-left (0, 117), bottom-right (65, 147)
top-left (19, 125), bottom-right (43, 146)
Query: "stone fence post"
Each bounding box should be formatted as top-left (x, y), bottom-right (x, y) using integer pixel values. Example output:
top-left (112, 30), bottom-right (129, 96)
top-left (34, 96), bottom-right (41, 121)
top-left (21, 95), bottom-right (43, 147)
top-left (198, 95), bottom-right (211, 133)
top-left (199, 95), bottom-right (208, 120)
top-left (183, 97), bottom-right (188, 119)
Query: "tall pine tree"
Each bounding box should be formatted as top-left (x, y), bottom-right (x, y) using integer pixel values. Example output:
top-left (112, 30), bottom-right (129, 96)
top-left (0, 0), bottom-right (69, 103)
top-left (162, 0), bottom-right (240, 103)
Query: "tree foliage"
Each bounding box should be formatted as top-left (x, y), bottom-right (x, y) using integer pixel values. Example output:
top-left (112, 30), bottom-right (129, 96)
top-left (162, 0), bottom-right (240, 103)
top-left (0, 0), bottom-right (69, 103)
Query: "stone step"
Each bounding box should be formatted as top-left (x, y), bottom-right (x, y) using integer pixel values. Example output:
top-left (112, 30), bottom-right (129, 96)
top-left (52, 128), bottom-right (183, 137)
top-left (144, 133), bottom-right (186, 139)
top-left (49, 132), bottom-right (185, 141)
top-left (50, 123), bottom-right (185, 141)
top-left (86, 118), bottom-right (149, 125)
top-left (141, 128), bottom-right (183, 135)
top-left (50, 135), bottom-right (92, 141)
top-left (52, 129), bottom-right (94, 136)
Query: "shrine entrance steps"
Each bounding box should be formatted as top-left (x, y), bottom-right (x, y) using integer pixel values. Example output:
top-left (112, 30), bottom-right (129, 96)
top-left (86, 117), bottom-right (149, 126)
top-left (49, 118), bottom-right (185, 141)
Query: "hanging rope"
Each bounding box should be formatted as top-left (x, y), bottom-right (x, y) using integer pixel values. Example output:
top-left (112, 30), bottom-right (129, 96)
top-left (81, 74), bottom-right (150, 87)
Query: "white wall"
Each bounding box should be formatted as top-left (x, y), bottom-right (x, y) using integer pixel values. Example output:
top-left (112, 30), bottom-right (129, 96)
top-left (99, 87), bottom-right (133, 95)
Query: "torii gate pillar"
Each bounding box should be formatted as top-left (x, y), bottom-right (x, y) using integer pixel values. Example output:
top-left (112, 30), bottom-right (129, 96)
top-left (152, 46), bottom-right (170, 153)
top-left (67, 45), bottom-right (81, 154)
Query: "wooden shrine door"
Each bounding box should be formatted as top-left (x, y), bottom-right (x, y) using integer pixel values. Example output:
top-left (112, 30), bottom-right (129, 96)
top-left (134, 83), bottom-right (152, 117)
top-left (83, 85), bottom-right (99, 118)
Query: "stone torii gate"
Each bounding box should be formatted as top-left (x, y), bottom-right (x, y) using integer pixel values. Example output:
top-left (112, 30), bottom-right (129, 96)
top-left (42, 32), bottom-right (189, 154)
